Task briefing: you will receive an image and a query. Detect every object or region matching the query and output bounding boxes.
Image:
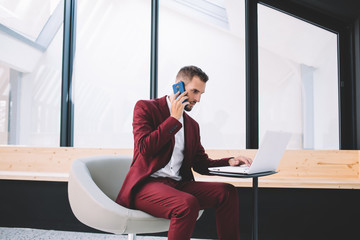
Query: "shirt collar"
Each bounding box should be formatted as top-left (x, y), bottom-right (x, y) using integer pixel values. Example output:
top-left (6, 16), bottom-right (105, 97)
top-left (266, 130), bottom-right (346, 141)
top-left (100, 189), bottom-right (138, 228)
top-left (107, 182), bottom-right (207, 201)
top-left (166, 95), bottom-right (172, 114)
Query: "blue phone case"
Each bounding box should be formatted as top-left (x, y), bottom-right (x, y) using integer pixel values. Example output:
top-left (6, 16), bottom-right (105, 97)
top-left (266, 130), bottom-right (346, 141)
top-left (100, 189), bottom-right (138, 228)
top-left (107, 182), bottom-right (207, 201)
top-left (172, 82), bottom-right (185, 97)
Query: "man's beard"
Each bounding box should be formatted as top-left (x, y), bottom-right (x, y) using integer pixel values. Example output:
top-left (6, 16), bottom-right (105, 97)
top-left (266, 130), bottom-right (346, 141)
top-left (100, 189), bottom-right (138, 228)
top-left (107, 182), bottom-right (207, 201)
top-left (184, 103), bottom-right (194, 112)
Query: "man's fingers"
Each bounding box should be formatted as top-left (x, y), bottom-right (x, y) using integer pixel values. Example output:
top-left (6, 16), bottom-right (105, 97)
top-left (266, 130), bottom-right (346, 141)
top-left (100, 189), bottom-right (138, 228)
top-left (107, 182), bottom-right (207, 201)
top-left (179, 95), bottom-right (189, 103)
top-left (172, 91), bottom-right (187, 103)
top-left (245, 158), bottom-right (252, 166)
top-left (234, 156), bottom-right (252, 166)
top-left (170, 92), bottom-right (180, 102)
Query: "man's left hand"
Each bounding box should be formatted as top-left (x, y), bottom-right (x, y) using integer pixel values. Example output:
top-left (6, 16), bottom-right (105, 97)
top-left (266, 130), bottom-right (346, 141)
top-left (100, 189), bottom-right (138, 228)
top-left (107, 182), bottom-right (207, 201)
top-left (229, 156), bottom-right (252, 167)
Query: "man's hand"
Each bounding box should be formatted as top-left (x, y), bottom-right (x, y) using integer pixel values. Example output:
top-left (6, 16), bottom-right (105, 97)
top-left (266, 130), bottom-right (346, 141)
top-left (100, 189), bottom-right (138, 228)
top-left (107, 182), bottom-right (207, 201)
top-left (229, 156), bottom-right (253, 167)
top-left (170, 91), bottom-right (189, 120)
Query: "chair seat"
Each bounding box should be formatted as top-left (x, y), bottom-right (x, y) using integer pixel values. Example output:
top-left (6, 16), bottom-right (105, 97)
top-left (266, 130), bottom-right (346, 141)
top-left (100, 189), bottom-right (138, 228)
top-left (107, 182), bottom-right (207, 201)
top-left (68, 155), bottom-right (203, 235)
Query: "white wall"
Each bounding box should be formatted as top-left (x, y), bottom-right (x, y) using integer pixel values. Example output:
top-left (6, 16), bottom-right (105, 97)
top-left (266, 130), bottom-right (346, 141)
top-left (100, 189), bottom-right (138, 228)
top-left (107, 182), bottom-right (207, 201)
top-left (0, 31), bottom-right (43, 72)
top-left (313, 34), bottom-right (339, 149)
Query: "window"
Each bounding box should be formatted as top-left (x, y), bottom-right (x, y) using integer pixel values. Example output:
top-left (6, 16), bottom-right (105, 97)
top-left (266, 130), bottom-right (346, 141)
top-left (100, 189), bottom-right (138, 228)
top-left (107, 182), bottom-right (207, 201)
top-left (0, 1), bottom-right (349, 150)
top-left (73, 0), bottom-right (151, 148)
top-left (258, 4), bottom-right (339, 149)
top-left (158, 0), bottom-right (246, 149)
top-left (0, 0), bottom-right (63, 146)
top-left (0, 64), bottom-right (9, 144)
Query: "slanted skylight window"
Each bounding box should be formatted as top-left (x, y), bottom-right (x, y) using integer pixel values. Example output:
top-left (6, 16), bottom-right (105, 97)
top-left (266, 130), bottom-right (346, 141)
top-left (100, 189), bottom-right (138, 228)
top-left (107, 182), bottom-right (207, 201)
top-left (0, 0), bottom-right (60, 41)
top-left (165, 0), bottom-right (229, 29)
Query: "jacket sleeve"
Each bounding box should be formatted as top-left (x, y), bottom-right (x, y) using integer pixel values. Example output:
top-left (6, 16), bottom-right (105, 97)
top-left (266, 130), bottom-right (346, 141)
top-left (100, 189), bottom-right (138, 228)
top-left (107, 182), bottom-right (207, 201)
top-left (191, 122), bottom-right (231, 175)
top-left (133, 100), bottom-right (182, 158)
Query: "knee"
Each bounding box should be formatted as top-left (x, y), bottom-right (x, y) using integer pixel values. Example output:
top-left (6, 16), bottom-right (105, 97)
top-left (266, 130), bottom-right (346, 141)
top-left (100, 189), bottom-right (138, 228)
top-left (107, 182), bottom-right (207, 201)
top-left (182, 195), bottom-right (200, 213)
top-left (218, 183), bottom-right (238, 202)
top-left (228, 184), bottom-right (238, 196)
top-left (219, 183), bottom-right (237, 194)
top-left (172, 195), bottom-right (200, 219)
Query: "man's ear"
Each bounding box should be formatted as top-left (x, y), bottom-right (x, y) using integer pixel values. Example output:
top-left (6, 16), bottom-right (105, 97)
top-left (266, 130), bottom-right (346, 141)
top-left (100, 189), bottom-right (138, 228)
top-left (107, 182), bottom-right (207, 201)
top-left (177, 79), bottom-right (188, 85)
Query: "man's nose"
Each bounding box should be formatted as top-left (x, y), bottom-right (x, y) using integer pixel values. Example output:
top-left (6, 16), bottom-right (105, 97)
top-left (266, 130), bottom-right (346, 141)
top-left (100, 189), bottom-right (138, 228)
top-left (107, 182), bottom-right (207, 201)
top-left (195, 94), bottom-right (201, 102)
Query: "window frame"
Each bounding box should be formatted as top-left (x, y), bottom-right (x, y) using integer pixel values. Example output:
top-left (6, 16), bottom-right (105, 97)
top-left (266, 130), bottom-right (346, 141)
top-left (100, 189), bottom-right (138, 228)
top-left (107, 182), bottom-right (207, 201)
top-left (59, 0), bottom-right (357, 149)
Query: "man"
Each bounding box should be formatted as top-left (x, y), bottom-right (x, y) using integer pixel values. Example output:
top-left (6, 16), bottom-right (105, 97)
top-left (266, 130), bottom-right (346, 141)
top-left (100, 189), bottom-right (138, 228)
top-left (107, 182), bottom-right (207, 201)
top-left (116, 66), bottom-right (252, 240)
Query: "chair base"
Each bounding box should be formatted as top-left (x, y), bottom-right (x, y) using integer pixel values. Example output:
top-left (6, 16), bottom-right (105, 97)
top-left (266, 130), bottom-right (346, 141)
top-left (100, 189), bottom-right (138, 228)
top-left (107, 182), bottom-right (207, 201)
top-left (128, 233), bottom-right (136, 240)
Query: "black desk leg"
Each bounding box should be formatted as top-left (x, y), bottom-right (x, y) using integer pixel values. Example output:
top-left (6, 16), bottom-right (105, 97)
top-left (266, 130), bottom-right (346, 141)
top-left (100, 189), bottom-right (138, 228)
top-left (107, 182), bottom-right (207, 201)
top-left (252, 177), bottom-right (258, 240)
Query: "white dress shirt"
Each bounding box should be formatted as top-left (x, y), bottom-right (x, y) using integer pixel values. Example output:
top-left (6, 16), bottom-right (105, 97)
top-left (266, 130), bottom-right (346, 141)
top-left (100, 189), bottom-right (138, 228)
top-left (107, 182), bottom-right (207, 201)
top-left (150, 96), bottom-right (185, 181)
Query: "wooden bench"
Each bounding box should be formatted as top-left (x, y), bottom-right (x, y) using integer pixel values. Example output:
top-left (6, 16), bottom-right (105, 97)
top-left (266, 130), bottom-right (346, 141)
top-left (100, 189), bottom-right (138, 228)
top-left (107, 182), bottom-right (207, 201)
top-left (0, 147), bottom-right (133, 181)
top-left (0, 147), bottom-right (359, 189)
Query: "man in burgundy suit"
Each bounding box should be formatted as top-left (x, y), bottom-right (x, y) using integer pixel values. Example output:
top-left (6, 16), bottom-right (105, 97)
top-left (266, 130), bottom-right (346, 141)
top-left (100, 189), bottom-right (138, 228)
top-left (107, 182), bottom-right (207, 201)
top-left (116, 66), bottom-right (252, 240)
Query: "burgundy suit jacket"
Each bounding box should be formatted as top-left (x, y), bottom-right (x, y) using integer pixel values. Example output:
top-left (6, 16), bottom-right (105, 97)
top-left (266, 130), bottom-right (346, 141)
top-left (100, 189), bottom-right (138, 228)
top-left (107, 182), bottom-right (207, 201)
top-left (116, 96), bottom-right (231, 208)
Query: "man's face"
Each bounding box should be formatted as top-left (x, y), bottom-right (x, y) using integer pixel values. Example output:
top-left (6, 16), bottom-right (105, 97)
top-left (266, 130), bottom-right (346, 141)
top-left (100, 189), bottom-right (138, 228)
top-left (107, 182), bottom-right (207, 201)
top-left (183, 76), bottom-right (206, 111)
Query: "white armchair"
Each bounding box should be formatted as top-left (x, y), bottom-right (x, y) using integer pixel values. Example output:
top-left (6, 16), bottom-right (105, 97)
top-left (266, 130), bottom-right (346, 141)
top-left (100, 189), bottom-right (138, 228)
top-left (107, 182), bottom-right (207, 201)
top-left (68, 155), bottom-right (203, 240)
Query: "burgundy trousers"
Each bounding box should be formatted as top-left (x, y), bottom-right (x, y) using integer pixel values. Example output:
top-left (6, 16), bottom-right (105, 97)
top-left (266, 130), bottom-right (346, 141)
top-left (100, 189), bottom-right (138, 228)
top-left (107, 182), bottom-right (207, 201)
top-left (134, 177), bottom-right (240, 240)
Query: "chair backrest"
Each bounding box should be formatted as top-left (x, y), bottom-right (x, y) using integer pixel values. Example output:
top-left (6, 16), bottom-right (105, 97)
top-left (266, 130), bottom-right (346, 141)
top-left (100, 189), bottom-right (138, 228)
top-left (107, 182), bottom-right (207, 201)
top-left (69, 154), bottom-right (202, 235)
top-left (79, 155), bottom-right (132, 201)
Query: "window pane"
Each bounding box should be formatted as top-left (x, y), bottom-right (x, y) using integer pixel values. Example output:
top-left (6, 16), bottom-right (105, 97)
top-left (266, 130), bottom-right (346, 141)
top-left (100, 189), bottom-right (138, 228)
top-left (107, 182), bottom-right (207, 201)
top-left (0, 64), bottom-right (9, 144)
top-left (0, 0), bottom-right (63, 146)
top-left (73, 0), bottom-right (151, 148)
top-left (258, 4), bottom-right (339, 149)
top-left (158, 0), bottom-right (246, 149)
top-left (0, 0), bottom-right (60, 40)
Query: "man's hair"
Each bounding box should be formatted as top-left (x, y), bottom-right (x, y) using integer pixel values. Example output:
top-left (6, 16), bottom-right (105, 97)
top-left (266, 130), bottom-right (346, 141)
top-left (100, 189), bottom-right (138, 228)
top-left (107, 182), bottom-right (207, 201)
top-left (176, 66), bottom-right (209, 83)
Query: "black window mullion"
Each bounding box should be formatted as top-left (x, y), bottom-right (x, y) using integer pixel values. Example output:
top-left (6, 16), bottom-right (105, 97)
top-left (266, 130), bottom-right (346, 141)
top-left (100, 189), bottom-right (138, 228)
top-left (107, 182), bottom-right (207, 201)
top-left (245, 0), bottom-right (259, 149)
top-left (60, 0), bottom-right (77, 147)
top-left (150, 0), bottom-right (159, 100)
top-left (339, 27), bottom-right (357, 149)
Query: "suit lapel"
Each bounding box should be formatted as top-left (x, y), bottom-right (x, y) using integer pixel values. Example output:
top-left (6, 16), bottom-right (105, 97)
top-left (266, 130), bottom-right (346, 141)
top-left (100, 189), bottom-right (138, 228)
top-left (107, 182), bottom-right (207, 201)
top-left (157, 96), bottom-right (170, 120)
top-left (157, 96), bottom-right (175, 147)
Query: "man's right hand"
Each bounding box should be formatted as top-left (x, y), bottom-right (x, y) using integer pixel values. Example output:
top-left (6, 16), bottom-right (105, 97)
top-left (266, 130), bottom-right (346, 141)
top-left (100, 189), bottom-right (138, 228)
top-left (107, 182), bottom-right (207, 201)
top-left (170, 91), bottom-right (189, 120)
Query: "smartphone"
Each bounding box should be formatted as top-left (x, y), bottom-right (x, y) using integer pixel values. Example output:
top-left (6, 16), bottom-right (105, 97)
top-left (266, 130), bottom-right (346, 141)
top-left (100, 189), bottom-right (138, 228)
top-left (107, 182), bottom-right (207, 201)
top-left (172, 81), bottom-right (186, 100)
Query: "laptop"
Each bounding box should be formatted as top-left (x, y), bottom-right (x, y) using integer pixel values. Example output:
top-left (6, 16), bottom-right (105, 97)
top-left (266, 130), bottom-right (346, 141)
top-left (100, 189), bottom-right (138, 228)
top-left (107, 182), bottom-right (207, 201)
top-left (208, 131), bottom-right (291, 175)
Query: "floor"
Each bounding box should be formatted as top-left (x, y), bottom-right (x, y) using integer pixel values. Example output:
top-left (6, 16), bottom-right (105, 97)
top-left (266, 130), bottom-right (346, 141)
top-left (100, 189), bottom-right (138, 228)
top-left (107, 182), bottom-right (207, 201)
top-left (0, 227), bottom-right (213, 240)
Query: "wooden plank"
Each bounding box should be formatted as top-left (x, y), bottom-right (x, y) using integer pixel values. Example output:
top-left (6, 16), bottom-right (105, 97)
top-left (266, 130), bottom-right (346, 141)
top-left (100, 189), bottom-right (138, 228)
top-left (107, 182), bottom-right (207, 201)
top-left (0, 171), bottom-right (69, 182)
top-left (0, 147), bottom-right (133, 173)
top-left (277, 150), bottom-right (359, 178)
top-left (1, 147), bottom-right (360, 189)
